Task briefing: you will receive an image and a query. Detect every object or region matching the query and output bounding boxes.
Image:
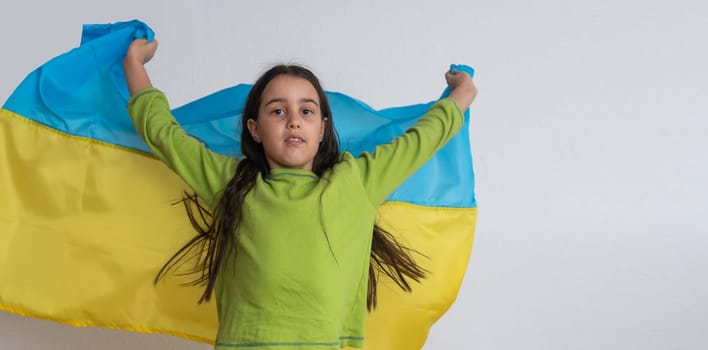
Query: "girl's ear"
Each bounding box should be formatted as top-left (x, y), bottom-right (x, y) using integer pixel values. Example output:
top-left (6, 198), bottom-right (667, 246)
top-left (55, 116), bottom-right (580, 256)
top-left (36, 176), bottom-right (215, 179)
top-left (320, 117), bottom-right (327, 142)
top-left (246, 118), bottom-right (261, 143)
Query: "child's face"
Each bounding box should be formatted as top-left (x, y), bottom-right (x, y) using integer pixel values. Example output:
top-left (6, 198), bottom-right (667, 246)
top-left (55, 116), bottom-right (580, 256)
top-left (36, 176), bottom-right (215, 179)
top-left (247, 75), bottom-right (326, 171)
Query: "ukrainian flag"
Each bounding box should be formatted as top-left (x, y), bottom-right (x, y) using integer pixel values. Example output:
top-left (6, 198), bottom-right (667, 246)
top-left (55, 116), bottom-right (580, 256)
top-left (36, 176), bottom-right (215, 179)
top-left (0, 20), bottom-right (477, 349)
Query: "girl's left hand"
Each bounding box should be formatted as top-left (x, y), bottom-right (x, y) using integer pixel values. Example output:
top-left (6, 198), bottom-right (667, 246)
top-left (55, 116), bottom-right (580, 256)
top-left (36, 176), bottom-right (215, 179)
top-left (446, 70), bottom-right (477, 111)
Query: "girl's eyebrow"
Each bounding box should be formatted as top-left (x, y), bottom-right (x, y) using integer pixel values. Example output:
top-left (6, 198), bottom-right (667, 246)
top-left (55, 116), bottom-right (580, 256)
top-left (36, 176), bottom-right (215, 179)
top-left (264, 98), bottom-right (320, 107)
top-left (301, 98), bottom-right (320, 107)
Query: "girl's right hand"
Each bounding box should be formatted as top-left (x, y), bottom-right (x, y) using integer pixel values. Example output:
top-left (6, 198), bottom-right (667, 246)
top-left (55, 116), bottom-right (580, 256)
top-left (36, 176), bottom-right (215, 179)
top-left (123, 39), bottom-right (158, 96)
top-left (445, 69), bottom-right (477, 111)
top-left (124, 38), bottom-right (159, 66)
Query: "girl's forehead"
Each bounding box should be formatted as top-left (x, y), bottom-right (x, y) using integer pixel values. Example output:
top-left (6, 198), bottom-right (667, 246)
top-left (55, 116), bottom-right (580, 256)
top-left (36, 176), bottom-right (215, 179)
top-left (261, 75), bottom-right (320, 103)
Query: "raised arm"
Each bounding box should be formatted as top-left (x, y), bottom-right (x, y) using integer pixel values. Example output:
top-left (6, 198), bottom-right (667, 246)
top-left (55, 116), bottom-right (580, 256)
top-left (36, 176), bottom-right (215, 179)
top-left (123, 39), bottom-right (237, 205)
top-left (356, 69), bottom-right (477, 205)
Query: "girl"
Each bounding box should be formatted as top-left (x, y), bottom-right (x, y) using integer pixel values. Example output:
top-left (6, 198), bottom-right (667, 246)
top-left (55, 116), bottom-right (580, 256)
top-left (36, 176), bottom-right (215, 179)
top-left (123, 38), bottom-right (477, 349)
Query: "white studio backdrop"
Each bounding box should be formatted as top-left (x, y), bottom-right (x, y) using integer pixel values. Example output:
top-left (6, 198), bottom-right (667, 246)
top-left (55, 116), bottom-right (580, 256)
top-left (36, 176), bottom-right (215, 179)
top-left (1, 0), bottom-right (707, 349)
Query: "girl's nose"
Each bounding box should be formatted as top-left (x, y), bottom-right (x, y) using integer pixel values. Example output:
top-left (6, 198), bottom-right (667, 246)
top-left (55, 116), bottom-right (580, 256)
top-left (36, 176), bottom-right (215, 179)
top-left (287, 117), bottom-right (302, 128)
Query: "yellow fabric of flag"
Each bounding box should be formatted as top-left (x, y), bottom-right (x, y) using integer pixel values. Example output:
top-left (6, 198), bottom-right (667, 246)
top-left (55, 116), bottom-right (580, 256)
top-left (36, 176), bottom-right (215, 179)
top-left (0, 108), bottom-right (476, 348)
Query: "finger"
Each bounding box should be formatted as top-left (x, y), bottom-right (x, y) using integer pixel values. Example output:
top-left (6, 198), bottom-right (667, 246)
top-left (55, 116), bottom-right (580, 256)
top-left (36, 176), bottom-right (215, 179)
top-left (145, 40), bottom-right (158, 52)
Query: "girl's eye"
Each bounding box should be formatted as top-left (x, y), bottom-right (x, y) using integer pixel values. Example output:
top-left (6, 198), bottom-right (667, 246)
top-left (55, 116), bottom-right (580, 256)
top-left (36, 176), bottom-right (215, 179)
top-left (302, 108), bottom-right (313, 116)
top-left (272, 109), bottom-right (285, 116)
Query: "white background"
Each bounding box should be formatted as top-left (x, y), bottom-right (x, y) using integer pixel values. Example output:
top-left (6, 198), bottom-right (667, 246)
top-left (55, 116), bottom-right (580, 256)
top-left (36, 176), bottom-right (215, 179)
top-left (1, 0), bottom-right (707, 349)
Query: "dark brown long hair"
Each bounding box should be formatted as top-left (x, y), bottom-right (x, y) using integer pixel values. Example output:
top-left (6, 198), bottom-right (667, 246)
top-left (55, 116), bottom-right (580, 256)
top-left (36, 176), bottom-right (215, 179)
top-left (155, 65), bottom-right (426, 310)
